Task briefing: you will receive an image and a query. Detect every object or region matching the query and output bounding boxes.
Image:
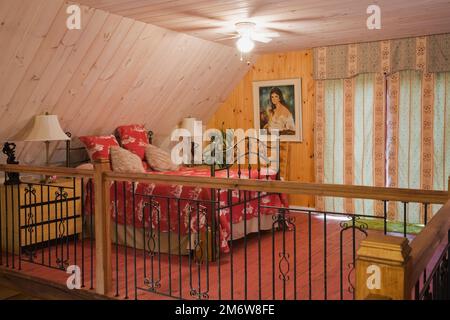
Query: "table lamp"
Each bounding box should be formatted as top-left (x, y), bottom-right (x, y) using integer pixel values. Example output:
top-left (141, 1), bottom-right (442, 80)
top-left (22, 113), bottom-right (70, 166)
top-left (15, 113), bottom-right (70, 182)
top-left (180, 117), bottom-right (201, 165)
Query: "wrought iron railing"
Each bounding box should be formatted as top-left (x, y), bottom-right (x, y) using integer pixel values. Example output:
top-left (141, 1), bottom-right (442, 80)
top-left (0, 163), bottom-right (448, 300)
top-left (414, 231), bottom-right (449, 300)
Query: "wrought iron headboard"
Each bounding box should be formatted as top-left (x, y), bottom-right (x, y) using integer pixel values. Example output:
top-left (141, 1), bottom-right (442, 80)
top-left (208, 135), bottom-right (281, 180)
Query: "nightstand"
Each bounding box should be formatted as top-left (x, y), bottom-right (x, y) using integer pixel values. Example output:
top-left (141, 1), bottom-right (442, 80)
top-left (0, 177), bottom-right (83, 254)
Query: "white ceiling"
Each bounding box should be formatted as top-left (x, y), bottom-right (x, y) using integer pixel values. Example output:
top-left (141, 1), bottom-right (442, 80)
top-left (76, 0), bottom-right (450, 53)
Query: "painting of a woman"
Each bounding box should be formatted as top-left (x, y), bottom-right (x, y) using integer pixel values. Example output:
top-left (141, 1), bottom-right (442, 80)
top-left (260, 87), bottom-right (296, 135)
top-left (253, 79), bottom-right (302, 141)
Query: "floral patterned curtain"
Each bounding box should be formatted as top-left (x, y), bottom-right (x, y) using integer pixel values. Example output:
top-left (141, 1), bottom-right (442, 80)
top-left (315, 73), bottom-right (386, 217)
top-left (314, 34), bottom-right (450, 223)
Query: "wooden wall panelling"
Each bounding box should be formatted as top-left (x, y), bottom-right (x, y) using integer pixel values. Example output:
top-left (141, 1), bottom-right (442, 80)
top-left (0, 0), bottom-right (28, 62)
top-left (40, 10), bottom-right (113, 109)
top-left (207, 50), bottom-right (315, 207)
top-left (111, 29), bottom-right (188, 127)
top-left (15, 6), bottom-right (99, 161)
top-left (0, 2), bottom-right (72, 164)
top-left (0, 3), bottom-right (70, 128)
top-left (122, 35), bottom-right (209, 130)
top-left (53, 14), bottom-right (125, 122)
top-left (78, 25), bottom-right (161, 134)
top-left (143, 37), bottom-right (229, 138)
top-left (5, 5), bottom-right (95, 139)
top-left (61, 19), bottom-right (145, 133)
top-left (0, 0), bottom-right (47, 98)
top-left (0, 0), bottom-right (250, 165)
top-left (0, 0), bottom-right (64, 109)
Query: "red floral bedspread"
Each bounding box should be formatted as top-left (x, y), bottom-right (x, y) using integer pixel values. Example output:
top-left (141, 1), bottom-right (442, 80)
top-left (85, 167), bottom-right (288, 252)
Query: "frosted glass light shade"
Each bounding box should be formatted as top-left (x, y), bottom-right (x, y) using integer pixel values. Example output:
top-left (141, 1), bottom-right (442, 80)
top-left (236, 36), bottom-right (254, 53)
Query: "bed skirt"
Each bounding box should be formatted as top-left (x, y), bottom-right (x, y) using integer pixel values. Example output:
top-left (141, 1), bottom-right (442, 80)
top-left (84, 214), bottom-right (275, 256)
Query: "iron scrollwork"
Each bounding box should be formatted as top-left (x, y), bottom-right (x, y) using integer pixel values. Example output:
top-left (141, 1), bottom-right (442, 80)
top-left (340, 216), bottom-right (369, 296)
top-left (23, 184), bottom-right (37, 261)
top-left (55, 187), bottom-right (69, 270)
top-left (143, 200), bottom-right (161, 292)
top-left (272, 209), bottom-right (296, 287)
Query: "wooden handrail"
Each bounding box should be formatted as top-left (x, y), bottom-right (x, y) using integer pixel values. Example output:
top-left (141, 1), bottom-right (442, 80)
top-left (0, 164), bottom-right (446, 203)
top-left (408, 200), bottom-right (450, 291)
top-left (0, 164), bottom-right (94, 178)
top-left (104, 171), bottom-right (448, 204)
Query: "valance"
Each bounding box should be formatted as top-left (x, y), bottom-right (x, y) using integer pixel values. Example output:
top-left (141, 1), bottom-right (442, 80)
top-left (313, 33), bottom-right (450, 80)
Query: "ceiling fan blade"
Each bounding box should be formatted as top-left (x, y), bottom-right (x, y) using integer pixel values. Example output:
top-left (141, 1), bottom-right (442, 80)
top-left (257, 32), bottom-right (280, 38)
top-left (214, 35), bottom-right (240, 42)
top-left (264, 27), bottom-right (301, 37)
top-left (270, 13), bottom-right (348, 24)
top-left (182, 26), bottom-right (220, 32)
top-left (251, 34), bottom-right (272, 43)
top-left (179, 9), bottom-right (227, 23)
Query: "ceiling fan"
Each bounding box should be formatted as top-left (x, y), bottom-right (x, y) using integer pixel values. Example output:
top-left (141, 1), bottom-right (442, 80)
top-left (215, 22), bottom-right (280, 53)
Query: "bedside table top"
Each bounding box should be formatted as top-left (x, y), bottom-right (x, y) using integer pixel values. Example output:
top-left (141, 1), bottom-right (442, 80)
top-left (19, 176), bottom-right (77, 187)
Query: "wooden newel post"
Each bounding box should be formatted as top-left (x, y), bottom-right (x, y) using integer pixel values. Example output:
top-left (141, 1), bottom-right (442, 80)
top-left (93, 159), bottom-right (112, 295)
top-left (355, 235), bottom-right (412, 300)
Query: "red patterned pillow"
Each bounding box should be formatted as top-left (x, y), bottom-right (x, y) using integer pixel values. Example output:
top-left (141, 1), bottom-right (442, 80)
top-left (116, 124), bottom-right (149, 160)
top-left (79, 135), bottom-right (119, 161)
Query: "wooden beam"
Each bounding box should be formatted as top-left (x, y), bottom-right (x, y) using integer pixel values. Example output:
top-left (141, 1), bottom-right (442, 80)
top-left (355, 235), bottom-right (412, 300)
top-left (0, 267), bottom-right (112, 300)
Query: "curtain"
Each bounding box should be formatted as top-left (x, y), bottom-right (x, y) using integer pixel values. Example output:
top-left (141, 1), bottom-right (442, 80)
top-left (432, 73), bottom-right (450, 213)
top-left (315, 73), bottom-right (386, 217)
top-left (313, 34), bottom-right (450, 80)
top-left (315, 71), bottom-right (450, 223)
top-left (386, 71), bottom-right (450, 223)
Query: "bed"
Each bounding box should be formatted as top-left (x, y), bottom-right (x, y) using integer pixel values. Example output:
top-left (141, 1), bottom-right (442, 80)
top-left (81, 126), bottom-right (289, 259)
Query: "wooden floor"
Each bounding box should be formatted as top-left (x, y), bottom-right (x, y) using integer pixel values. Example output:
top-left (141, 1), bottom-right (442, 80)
top-left (0, 284), bottom-right (38, 300)
top-left (0, 214), bottom-right (414, 300)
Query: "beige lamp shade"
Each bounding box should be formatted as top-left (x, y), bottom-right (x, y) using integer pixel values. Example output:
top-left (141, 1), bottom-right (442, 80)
top-left (17, 114), bottom-right (70, 142)
top-left (180, 117), bottom-right (197, 137)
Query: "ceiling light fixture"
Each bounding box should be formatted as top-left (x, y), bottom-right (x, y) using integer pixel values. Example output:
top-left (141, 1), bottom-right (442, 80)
top-left (236, 35), bottom-right (255, 53)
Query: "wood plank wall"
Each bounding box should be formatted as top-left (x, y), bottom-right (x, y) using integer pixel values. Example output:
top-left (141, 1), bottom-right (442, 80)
top-left (0, 0), bottom-right (250, 165)
top-left (207, 50), bottom-right (315, 207)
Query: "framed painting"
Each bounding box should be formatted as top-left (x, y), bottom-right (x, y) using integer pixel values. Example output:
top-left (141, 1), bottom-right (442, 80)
top-left (252, 78), bottom-right (302, 142)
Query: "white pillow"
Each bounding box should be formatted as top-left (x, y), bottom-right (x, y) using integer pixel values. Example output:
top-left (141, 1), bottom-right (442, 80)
top-left (145, 144), bottom-right (179, 171)
top-left (110, 147), bottom-right (145, 173)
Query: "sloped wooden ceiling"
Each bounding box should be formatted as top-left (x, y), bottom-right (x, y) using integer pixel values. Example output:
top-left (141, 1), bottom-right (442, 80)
top-left (0, 0), bottom-right (250, 165)
top-left (76, 0), bottom-right (450, 53)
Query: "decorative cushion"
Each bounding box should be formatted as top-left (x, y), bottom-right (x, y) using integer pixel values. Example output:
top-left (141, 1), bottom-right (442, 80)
top-left (145, 144), bottom-right (179, 172)
top-left (79, 135), bottom-right (119, 161)
top-left (110, 147), bottom-right (145, 173)
top-left (116, 124), bottom-right (149, 160)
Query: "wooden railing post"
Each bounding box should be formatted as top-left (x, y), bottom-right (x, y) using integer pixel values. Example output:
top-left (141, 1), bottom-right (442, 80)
top-left (356, 235), bottom-right (412, 300)
top-left (447, 176), bottom-right (450, 198)
top-left (93, 160), bottom-right (112, 295)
